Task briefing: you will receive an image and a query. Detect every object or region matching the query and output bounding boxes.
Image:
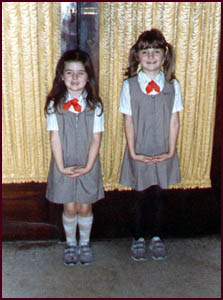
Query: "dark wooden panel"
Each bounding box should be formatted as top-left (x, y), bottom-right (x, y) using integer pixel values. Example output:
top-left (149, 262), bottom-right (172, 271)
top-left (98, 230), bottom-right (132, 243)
top-left (2, 183), bottom-right (48, 222)
top-left (2, 222), bottom-right (59, 241)
top-left (2, 198), bottom-right (46, 223)
top-left (91, 188), bottom-right (220, 240)
top-left (2, 185), bottom-right (220, 241)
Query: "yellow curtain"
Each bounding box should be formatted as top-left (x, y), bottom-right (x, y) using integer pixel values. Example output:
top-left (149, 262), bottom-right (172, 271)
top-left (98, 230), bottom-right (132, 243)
top-left (99, 2), bottom-right (221, 190)
top-left (2, 2), bottom-right (61, 183)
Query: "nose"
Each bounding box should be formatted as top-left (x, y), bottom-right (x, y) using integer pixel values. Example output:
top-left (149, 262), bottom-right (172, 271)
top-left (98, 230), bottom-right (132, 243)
top-left (147, 51), bottom-right (154, 59)
top-left (72, 73), bottom-right (78, 80)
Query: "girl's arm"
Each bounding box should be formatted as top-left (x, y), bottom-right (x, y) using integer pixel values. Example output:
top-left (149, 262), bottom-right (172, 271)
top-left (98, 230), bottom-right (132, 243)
top-left (50, 131), bottom-right (75, 175)
top-left (168, 111), bottom-right (180, 156)
top-left (153, 112), bottom-right (180, 163)
top-left (69, 132), bottom-right (102, 177)
top-left (124, 114), bottom-right (153, 164)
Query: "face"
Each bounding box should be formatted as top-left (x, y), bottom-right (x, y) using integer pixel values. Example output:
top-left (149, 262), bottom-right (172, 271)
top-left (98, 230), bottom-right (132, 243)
top-left (138, 48), bottom-right (165, 78)
top-left (62, 61), bottom-right (88, 97)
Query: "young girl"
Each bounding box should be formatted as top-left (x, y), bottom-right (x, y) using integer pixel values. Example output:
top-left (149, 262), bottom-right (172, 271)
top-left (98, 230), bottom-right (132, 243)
top-left (44, 49), bottom-right (104, 266)
top-left (119, 29), bottom-right (183, 261)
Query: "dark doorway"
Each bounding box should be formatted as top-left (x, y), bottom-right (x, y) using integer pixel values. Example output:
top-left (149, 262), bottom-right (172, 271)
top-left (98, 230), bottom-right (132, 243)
top-left (61, 2), bottom-right (99, 84)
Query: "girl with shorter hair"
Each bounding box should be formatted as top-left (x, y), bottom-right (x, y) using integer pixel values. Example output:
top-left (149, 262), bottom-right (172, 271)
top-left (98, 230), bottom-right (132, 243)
top-left (119, 29), bottom-right (183, 261)
top-left (45, 49), bottom-right (104, 266)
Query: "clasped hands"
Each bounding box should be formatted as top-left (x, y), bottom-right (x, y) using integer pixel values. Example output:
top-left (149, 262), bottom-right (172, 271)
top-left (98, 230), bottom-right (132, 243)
top-left (133, 152), bottom-right (173, 165)
top-left (60, 166), bottom-right (90, 178)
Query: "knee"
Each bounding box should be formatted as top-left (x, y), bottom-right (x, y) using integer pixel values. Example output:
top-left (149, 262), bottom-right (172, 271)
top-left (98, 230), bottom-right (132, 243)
top-left (63, 203), bottom-right (78, 218)
top-left (77, 204), bottom-right (92, 217)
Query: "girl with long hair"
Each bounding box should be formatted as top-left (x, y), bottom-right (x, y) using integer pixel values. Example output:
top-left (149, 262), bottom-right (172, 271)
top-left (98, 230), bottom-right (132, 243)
top-left (45, 49), bottom-right (104, 266)
top-left (119, 29), bottom-right (183, 261)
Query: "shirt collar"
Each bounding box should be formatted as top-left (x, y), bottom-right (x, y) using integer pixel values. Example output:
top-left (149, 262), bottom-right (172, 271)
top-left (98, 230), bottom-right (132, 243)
top-left (138, 70), bottom-right (164, 85)
top-left (65, 89), bottom-right (87, 103)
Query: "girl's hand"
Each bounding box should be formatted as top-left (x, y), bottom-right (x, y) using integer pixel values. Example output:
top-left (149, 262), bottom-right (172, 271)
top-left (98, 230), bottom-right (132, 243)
top-left (60, 166), bottom-right (76, 176)
top-left (67, 166), bottom-right (90, 178)
top-left (152, 153), bottom-right (173, 163)
top-left (133, 154), bottom-right (154, 165)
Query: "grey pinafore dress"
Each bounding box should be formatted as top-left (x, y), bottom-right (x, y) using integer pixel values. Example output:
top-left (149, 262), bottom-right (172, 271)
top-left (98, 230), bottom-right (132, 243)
top-left (120, 76), bottom-right (181, 191)
top-left (46, 104), bottom-right (104, 204)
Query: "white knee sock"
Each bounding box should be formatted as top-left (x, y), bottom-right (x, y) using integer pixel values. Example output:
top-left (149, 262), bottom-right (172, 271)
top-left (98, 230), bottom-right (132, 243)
top-left (78, 215), bottom-right (93, 245)
top-left (62, 213), bottom-right (78, 246)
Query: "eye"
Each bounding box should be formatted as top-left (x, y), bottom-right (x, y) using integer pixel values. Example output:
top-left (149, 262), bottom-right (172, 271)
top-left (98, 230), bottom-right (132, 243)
top-left (78, 71), bottom-right (86, 75)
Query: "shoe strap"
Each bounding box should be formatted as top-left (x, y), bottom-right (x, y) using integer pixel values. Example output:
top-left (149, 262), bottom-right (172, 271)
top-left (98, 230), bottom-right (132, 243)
top-left (152, 240), bottom-right (165, 249)
top-left (80, 245), bottom-right (92, 253)
top-left (132, 241), bottom-right (145, 249)
top-left (64, 246), bottom-right (78, 254)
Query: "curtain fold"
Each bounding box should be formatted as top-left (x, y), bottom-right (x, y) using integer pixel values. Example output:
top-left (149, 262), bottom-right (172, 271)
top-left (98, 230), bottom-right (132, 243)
top-left (2, 2), bottom-right (61, 183)
top-left (99, 2), bottom-right (221, 190)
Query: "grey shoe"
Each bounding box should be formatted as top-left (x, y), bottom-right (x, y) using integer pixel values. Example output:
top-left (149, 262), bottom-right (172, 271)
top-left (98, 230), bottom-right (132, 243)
top-left (130, 238), bottom-right (147, 261)
top-left (79, 243), bottom-right (93, 265)
top-left (149, 237), bottom-right (167, 260)
top-left (64, 244), bottom-right (79, 266)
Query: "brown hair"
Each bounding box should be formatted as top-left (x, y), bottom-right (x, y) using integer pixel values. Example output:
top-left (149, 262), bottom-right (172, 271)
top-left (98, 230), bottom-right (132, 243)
top-left (44, 49), bottom-right (103, 115)
top-left (125, 28), bottom-right (176, 82)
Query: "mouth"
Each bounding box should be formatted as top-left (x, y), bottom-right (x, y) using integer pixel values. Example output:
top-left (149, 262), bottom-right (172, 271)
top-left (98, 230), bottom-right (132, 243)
top-left (71, 82), bottom-right (79, 86)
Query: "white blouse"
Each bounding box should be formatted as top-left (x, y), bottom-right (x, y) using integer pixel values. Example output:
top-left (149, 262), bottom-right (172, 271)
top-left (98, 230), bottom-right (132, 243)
top-left (46, 90), bottom-right (104, 133)
top-left (119, 70), bottom-right (184, 115)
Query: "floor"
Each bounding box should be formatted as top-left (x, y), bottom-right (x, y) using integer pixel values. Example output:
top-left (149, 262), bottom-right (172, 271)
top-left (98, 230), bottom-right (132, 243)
top-left (2, 234), bottom-right (221, 298)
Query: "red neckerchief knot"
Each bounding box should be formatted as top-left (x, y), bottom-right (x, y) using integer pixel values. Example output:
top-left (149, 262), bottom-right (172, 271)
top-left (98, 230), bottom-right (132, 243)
top-left (63, 98), bottom-right (82, 112)
top-left (145, 80), bottom-right (160, 94)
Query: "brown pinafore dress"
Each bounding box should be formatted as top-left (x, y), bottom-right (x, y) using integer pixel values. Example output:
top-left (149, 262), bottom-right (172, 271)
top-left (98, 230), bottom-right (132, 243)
top-left (120, 76), bottom-right (181, 191)
top-left (46, 104), bottom-right (104, 204)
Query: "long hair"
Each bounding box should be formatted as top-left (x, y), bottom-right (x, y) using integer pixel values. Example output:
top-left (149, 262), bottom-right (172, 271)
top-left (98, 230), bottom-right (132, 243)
top-left (44, 49), bottom-right (103, 115)
top-left (125, 28), bottom-right (176, 82)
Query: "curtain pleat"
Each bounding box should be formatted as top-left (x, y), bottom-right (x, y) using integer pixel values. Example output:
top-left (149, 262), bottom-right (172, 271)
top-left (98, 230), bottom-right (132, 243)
top-left (2, 2), bottom-right (61, 183)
